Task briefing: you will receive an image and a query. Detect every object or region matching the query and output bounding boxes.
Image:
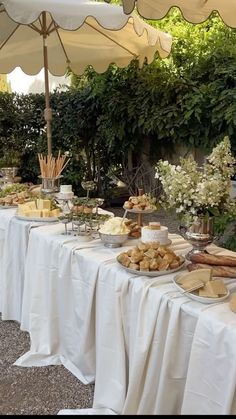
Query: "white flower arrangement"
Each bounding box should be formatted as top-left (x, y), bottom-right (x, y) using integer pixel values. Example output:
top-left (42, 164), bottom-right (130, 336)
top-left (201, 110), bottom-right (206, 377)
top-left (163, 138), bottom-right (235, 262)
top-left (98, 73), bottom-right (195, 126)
top-left (155, 136), bottom-right (236, 222)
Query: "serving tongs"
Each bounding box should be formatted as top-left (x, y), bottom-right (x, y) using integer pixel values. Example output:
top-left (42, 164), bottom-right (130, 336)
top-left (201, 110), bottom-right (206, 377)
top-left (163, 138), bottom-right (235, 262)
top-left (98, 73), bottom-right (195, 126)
top-left (181, 281), bottom-right (205, 294)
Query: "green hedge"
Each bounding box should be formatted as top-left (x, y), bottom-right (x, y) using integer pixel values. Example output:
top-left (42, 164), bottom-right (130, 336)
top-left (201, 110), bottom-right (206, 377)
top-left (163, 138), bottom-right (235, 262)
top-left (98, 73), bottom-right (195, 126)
top-left (1, 11), bottom-right (236, 196)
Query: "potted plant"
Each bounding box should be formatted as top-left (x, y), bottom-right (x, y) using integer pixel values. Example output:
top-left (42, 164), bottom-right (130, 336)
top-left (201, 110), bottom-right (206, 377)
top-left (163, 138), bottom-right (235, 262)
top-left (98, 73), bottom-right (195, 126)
top-left (155, 136), bottom-right (236, 258)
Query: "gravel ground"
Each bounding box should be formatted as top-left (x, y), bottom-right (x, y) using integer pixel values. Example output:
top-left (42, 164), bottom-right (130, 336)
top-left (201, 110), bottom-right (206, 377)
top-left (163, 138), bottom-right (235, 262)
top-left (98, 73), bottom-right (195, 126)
top-left (0, 314), bottom-right (94, 415)
top-left (0, 207), bottom-right (181, 415)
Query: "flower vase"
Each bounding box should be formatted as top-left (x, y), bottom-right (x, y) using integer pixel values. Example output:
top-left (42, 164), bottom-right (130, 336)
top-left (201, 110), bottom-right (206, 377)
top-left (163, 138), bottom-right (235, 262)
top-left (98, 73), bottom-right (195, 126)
top-left (179, 215), bottom-right (215, 260)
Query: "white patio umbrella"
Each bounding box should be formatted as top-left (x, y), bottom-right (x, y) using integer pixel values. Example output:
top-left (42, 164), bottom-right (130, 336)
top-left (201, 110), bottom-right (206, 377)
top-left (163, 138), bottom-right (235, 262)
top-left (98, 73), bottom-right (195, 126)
top-left (117, 0), bottom-right (236, 27)
top-left (0, 0), bottom-right (172, 155)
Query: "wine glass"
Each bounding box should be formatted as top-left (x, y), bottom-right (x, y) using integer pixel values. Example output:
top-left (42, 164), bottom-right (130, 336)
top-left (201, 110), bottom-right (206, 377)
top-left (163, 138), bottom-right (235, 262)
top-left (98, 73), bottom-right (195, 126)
top-left (58, 213), bottom-right (72, 235)
top-left (81, 180), bottom-right (96, 199)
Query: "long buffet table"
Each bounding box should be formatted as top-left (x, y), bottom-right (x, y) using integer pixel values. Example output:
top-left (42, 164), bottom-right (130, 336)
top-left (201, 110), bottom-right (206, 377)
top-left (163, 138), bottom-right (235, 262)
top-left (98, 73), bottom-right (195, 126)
top-left (1, 208), bottom-right (236, 415)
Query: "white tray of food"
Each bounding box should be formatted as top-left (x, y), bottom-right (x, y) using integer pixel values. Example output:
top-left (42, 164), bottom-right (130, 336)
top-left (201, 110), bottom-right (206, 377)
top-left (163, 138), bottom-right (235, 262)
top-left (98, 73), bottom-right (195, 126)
top-left (173, 272), bottom-right (230, 304)
top-left (15, 214), bottom-right (59, 222)
top-left (117, 257), bottom-right (186, 277)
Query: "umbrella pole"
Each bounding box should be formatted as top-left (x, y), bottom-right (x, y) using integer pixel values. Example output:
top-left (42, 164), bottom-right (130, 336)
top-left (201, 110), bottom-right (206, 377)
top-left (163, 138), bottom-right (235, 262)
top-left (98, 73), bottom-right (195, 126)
top-left (42, 12), bottom-right (52, 156)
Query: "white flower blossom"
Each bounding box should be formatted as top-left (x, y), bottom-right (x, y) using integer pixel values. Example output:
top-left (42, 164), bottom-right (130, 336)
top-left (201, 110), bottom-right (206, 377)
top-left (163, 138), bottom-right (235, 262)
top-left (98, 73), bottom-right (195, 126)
top-left (155, 136), bottom-right (236, 221)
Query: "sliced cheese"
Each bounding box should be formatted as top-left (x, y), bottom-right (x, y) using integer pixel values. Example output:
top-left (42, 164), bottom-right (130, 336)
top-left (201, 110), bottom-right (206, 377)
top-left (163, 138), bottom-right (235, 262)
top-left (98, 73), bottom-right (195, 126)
top-left (176, 268), bottom-right (212, 286)
top-left (41, 209), bottom-right (50, 218)
top-left (37, 199), bottom-right (51, 210)
top-left (27, 201), bottom-right (37, 210)
top-left (50, 208), bottom-right (60, 217)
top-left (198, 281), bottom-right (218, 298)
top-left (180, 278), bottom-right (204, 291)
top-left (18, 204), bottom-right (28, 215)
top-left (210, 279), bottom-right (228, 296)
top-left (28, 209), bottom-right (42, 218)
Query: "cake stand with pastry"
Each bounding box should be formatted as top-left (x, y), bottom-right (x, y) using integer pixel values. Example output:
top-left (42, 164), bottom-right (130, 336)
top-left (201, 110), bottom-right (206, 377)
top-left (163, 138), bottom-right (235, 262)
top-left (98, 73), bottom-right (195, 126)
top-left (123, 188), bottom-right (157, 239)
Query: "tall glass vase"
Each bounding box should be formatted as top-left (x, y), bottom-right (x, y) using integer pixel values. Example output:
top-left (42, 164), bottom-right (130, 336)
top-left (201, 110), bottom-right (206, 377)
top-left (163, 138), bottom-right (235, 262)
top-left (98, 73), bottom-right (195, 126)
top-left (179, 215), bottom-right (215, 260)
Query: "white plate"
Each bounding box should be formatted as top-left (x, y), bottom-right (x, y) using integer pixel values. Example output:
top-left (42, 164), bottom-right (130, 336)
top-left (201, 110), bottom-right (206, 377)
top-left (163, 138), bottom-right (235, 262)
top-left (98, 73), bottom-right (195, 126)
top-left (117, 257), bottom-right (186, 277)
top-left (123, 206), bottom-right (154, 214)
top-left (173, 273), bottom-right (230, 304)
top-left (15, 214), bottom-right (58, 222)
top-left (0, 205), bottom-right (17, 209)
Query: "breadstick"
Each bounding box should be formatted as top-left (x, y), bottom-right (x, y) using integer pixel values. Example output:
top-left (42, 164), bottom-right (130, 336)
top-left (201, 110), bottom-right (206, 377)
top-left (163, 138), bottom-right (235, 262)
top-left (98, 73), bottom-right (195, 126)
top-left (190, 253), bottom-right (236, 267)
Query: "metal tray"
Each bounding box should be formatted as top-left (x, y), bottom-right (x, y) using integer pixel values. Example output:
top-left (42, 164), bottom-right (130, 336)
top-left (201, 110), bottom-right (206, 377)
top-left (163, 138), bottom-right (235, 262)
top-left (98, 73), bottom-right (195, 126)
top-left (15, 214), bottom-right (58, 222)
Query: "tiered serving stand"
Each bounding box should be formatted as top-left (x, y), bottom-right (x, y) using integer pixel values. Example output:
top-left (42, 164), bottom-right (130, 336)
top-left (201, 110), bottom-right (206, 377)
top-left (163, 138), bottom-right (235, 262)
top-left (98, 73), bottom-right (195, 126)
top-left (122, 188), bottom-right (155, 237)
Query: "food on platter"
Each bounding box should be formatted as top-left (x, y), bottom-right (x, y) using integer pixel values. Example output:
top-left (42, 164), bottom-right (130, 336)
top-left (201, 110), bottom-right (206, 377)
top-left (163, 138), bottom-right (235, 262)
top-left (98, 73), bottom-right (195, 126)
top-left (189, 252), bottom-right (236, 267)
top-left (71, 212), bottom-right (110, 226)
top-left (141, 222), bottom-right (169, 245)
top-left (72, 197), bottom-right (103, 214)
top-left (0, 183), bottom-right (40, 207)
top-left (187, 263), bottom-right (236, 278)
top-left (124, 219), bottom-right (141, 238)
top-left (17, 198), bottom-right (61, 218)
top-left (229, 293), bottom-right (236, 313)
top-left (123, 193), bottom-right (156, 211)
top-left (176, 268), bottom-right (212, 288)
top-left (0, 183), bottom-right (28, 194)
top-left (117, 242), bottom-right (185, 272)
top-left (175, 269), bottom-right (228, 298)
top-left (99, 216), bottom-right (130, 235)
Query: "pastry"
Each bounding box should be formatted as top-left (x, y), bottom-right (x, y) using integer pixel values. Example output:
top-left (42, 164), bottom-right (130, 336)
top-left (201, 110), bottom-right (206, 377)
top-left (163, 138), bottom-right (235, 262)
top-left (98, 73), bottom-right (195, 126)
top-left (117, 253), bottom-right (130, 267)
top-left (130, 250), bottom-right (144, 263)
top-left (129, 263), bottom-right (140, 271)
top-left (139, 260), bottom-right (150, 271)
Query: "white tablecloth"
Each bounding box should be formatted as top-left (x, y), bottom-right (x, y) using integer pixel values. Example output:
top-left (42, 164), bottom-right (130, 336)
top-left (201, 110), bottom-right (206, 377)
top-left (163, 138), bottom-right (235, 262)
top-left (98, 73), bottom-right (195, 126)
top-left (0, 207), bottom-right (112, 323)
top-left (13, 225), bottom-right (236, 415)
top-left (1, 213), bottom-right (62, 322)
top-left (0, 208), bottom-right (17, 314)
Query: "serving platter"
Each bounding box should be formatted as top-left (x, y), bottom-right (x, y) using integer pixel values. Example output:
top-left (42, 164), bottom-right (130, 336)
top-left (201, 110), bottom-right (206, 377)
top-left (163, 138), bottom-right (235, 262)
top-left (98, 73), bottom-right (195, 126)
top-left (123, 206), bottom-right (154, 214)
top-left (15, 214), bottom-right (59, 222)
top-left (0, 205), bottom-right (17, 209)
top-left (173, 273), bottom-right (230, 304)
top-left (117, 257), bottom-right (186, 277)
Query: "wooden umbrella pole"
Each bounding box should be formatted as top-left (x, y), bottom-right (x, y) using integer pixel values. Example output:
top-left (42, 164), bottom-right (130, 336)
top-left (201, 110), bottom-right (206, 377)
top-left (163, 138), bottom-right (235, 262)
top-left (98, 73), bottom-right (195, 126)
top-left (137, 187), bottom-right (144, 227)
top-left (42, 12), bottom-right (52, 156)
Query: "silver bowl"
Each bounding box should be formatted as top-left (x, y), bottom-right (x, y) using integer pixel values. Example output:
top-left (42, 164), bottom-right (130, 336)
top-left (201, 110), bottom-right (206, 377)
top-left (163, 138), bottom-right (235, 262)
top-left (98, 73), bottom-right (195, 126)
top-left (99, 231), bottom-right (129, 248)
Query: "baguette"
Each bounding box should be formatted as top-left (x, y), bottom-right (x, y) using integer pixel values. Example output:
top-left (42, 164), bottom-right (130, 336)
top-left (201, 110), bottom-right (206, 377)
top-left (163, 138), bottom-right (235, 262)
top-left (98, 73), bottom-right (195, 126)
top-left (187, 263), bottom-right (236, 278)
top-left (189, 253), bottom-right (236, 267)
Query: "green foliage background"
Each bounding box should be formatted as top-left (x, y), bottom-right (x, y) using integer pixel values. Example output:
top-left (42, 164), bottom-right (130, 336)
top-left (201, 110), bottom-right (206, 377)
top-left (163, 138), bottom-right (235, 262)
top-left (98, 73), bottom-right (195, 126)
top-left (1, 8), bottom-right (236, 192)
